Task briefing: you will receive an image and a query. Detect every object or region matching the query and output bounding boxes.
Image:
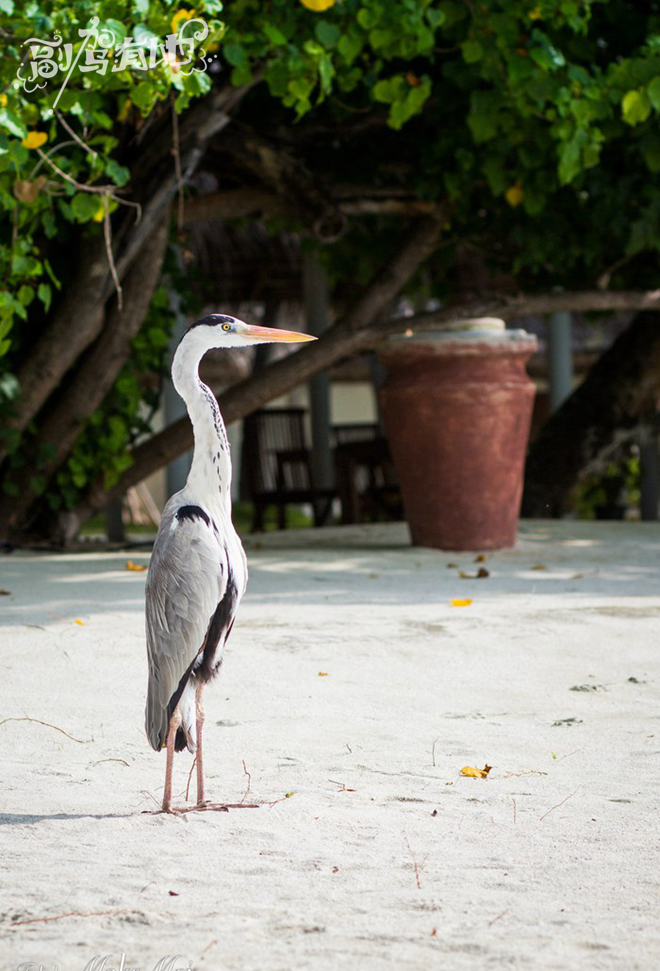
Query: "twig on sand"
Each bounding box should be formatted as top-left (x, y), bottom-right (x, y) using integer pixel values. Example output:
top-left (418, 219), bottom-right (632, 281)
top-left (404, 836), bottom-right (424, 890)
top-left (0, 716), bottom-right (85, 744)
top-left (10, 909), bottom-right (130, 928)
top-left (200, 939), bottom-right (218, 956)
top-left (540, 787), bottom-right (580, 821)
top-left (185, 757), bottom-right (197, 802)
top-left (140, 789), bottom-right (161, 808)
top-left (241, 759), bottom-right (252, 804)
top-left (512, 798), bottom-right (517, 824)
top-left (488, 908), bottom-right (509, 927)
top-left (91, 758), bottom-right (130, 767)
top-left (431, 737), bottom-right (439, 767)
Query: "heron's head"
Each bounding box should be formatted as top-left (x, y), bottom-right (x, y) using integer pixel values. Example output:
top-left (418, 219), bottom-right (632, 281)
top-left (183, 314), bottom-right (316, 350)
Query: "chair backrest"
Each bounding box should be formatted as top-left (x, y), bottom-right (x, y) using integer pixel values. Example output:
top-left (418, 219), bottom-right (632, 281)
top-left (332, 422), bottom-right (380, 446)
top-left (242, 408), bottom-right (308, 495)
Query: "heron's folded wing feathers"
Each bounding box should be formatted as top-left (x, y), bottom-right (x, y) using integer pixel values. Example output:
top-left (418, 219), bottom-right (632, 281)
top-left (145, 509), bottom-right (227, 749)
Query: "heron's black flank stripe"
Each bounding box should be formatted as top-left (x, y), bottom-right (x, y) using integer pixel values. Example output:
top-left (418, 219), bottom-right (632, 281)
top-left (166, 654), bottom-right (198, 751)
top-left (177, 505), bottom-right (213, 529)
top-left (197, 562), bottom-right (238, 683)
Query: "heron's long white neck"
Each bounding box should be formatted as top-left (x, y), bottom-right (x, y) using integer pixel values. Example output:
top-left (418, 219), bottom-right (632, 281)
top-left (171, 339), bottom-right (232, 510)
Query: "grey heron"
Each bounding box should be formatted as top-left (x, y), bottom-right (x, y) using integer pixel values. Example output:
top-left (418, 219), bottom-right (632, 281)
top-left (145, 314), bottom-right (315, 812)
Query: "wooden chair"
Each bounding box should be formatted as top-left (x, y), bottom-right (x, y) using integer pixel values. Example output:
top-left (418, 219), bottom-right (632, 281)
top-left (332, 423), bottom-right (402, 524)
top-left (241, 407), bottom-right (335, 531)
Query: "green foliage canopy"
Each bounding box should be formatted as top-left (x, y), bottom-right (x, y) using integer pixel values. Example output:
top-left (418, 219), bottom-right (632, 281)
top-left (0, 0), bottom-right (659, 513)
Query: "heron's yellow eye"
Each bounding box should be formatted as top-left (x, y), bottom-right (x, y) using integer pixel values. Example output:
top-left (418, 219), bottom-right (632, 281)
top-left (221, 323), bottom-right (232, 332)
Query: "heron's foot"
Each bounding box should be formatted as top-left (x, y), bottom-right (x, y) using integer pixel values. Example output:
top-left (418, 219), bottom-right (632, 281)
top-left (197, 800), bottom-right (259, 812)
top-left (144, 801), bottom-right (259, 815)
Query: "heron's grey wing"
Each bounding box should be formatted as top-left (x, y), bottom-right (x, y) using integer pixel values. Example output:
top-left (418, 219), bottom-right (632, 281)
top-left (145, 505), bottom-right (227, 750)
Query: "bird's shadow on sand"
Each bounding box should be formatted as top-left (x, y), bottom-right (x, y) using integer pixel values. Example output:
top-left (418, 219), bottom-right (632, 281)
top-left (0, 811), bottom-right (133, 826)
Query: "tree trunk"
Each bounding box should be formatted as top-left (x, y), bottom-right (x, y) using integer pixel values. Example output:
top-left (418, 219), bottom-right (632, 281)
top-left (522, 311), bottom-right (660, 517)
top-left (0, 82), bottom-right (254, 468)
top-left (0, 213), bottom-right (170, 540)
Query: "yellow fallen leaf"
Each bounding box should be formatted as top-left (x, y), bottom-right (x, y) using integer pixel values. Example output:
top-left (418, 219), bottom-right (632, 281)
top-left (126, 560), bottom-right (147, 572)
top-left (451, 598), bottom-right (473, 607)
top-left (74, 619), bottom-right (85, 626)
top-left (21, 131), bottom-right (48, 150)
top-left (505, 181), bottom-right (524, 207)
top-left (300, 0), bottom-right (336, 10)
top-left (531, 563), bottom-right (547, 571)
top-left (460, 764), bottom-right (492, 779)
top-left (474, 553), bottom-right (486, 563)
top-left (318, 671), bottom-right (329, 677)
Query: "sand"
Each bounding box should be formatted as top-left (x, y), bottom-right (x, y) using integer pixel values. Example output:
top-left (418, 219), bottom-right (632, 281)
top-left (1, 519), bottom-right (659, 971)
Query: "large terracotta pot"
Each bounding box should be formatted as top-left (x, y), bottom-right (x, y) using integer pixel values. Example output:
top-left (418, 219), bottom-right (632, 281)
top-left (377, 319), bottom-right (537, 550)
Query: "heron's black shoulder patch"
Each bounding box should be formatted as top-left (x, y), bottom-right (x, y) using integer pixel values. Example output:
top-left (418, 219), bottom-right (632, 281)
top-left (176, 505), bottom-right (212, 529)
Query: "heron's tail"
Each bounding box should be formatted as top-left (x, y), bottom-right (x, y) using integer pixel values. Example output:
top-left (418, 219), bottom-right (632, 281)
top-left (145, 678), bottom-right (197, 753)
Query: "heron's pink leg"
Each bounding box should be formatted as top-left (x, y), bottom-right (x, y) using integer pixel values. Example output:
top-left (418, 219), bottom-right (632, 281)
top-left (195, 682), bottom-right (206, 807)
top-left (162, 707), bottom-right (182, 812)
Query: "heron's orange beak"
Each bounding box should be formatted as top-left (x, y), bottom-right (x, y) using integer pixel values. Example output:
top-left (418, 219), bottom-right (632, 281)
top-left (244, 324), bottom-right (316, 343)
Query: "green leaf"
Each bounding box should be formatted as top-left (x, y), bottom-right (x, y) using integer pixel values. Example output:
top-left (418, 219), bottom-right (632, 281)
top-left (133, 24), bottom-right (159, 49)
top-left (105, 159), bottom-right (130, 187)
top-left (37, 282), bottom-right (52, 312)
top-left (17, 285), bottom-right (34, 307)
top-left (0, 109), bottom-right (27, 140)
top-left (263, 23), bottom-right (287, 47)
top-left (647, 76), bottom-right (660, 110)
top-left (71, 193), bottom-right (102, 223)
top-left (316, 21), bottom-right (341, 49)
top-left (337, 33), bottom-right (362, 66)
top-left (99, 19), bottom-right (128, 45)
top-left (622, 88), bottom-right (652, 125)
top-left (223, 42), bottom-right (247, 67)
top-left (461, 40), bottom-right (483, 64)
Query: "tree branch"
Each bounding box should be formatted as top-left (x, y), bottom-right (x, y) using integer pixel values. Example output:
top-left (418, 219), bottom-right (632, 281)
top-left (74, 283), bottom-right (660, 529)
top-left (0, 82), bottom-right (256, 466)
top-left (182, 187), bottom-right (440, 225)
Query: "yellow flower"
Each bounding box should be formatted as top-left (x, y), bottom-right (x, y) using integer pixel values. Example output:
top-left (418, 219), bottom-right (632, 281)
top-left (21, 131), bottom-right (48, 150)
top-left (505, 181), bottom-right (525, 207)
top-left (0, 94), bottom-right (7, 107)
top-left (529, 5), bottom-right (542, 20)
top-left (171, 8), bottom-right (195, 34)
top-left (300, 0), bottom-right (336, 11)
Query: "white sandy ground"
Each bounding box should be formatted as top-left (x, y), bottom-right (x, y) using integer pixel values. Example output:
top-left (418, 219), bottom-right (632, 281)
top-left (0, 519), bottom-right (659, 971)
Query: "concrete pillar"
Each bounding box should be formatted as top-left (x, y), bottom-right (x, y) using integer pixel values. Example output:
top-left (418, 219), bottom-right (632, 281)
top-left (105, 498), bottom-right (125, 543)
top-left (547, 312), bottom-right (574, 413)
top-left (303, 251), bottom-right (334, 489)
top-left (639, 428), bottom-right (660, 521)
